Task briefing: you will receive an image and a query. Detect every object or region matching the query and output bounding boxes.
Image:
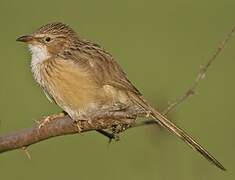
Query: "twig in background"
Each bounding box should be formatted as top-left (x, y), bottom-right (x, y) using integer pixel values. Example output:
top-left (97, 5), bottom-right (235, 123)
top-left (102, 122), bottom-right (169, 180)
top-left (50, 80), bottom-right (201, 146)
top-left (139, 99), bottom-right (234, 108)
top-left (162, 25), bottom-right (235, 115)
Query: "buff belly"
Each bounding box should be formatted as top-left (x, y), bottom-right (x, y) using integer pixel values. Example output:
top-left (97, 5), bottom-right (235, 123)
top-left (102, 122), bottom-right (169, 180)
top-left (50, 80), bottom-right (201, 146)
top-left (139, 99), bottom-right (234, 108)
top-left (38, 59), bottom-right (110, 119)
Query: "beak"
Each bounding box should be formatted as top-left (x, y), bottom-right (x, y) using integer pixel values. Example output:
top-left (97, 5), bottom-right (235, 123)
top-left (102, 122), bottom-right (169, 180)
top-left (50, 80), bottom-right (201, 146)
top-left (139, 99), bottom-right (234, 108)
top-left (16, 35), bottom-right (34, 43)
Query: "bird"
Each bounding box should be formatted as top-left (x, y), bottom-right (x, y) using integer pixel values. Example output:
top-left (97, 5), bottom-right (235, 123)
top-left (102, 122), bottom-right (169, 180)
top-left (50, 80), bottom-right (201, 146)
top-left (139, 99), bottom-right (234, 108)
top-left (17, 22), bottom-right (225, 170)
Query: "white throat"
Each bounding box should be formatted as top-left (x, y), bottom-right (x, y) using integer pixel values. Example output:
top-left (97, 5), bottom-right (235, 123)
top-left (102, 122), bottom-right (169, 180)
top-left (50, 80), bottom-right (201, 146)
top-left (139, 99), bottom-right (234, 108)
top-left (28, 44), bottom-right (50, 65)
top-left (28, 44), bottom-right (50, 83)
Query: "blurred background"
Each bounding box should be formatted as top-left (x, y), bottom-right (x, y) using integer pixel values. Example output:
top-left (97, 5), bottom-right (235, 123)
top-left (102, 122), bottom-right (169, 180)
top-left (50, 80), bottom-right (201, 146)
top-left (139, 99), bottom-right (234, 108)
top-left (0, 0), bottom-right (234, 179)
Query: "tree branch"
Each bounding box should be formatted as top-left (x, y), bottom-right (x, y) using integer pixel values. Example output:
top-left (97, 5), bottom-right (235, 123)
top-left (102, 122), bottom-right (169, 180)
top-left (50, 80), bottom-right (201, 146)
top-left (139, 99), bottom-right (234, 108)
top-left (0, 25), bottom-right (234, 154)
top-left (0, 107), bottom-right (144, 153)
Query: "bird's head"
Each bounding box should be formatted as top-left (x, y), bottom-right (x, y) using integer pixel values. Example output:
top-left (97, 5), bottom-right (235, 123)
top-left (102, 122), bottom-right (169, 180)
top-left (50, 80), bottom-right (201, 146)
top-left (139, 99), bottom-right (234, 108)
top-left (17, 22), bottom-right (78, 61)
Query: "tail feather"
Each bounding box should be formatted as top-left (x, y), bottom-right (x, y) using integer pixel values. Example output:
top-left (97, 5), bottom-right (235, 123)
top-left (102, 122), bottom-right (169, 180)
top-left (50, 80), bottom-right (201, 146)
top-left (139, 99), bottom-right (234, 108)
top-left (130, 93), bottom-right (226, 171)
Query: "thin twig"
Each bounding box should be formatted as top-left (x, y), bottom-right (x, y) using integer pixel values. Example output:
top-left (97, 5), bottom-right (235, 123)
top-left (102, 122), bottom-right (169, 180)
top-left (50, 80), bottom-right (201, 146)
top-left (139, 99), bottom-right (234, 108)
top-left (21, 146), bottom-right (31, 160)
top-left (163, 25), bottom-right (235, 115)
top-left (96, 129), bottom-right (115, 139)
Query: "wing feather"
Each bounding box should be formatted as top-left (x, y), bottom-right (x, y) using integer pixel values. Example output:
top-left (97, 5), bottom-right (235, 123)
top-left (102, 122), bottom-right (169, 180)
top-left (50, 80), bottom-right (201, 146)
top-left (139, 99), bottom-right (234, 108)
top-left (58, 40), bottom-right (141, 95)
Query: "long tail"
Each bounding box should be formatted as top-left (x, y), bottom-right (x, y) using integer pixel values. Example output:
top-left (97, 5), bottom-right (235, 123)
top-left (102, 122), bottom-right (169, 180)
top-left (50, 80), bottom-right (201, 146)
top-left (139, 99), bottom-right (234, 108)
top-left (129, 93), bottom-right (226, 171)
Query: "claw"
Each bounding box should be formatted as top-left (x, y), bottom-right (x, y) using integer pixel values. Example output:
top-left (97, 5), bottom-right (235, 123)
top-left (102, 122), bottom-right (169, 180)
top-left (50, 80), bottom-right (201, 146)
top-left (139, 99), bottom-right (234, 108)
top-left (73, 120), bottom-right (83, 133)
top-left (38, 116), bottom-right (51, 129)
top-left (37, 112), bottom-right (66, 129)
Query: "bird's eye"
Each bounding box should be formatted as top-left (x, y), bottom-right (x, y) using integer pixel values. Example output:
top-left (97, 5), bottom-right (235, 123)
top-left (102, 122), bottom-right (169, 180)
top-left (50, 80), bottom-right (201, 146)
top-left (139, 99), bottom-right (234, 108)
top-left (45, 37), bottom-right (51, 42)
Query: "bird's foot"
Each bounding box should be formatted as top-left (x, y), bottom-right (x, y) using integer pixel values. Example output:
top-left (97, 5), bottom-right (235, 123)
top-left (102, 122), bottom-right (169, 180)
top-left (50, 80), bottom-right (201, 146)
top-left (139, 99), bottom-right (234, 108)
top-left (37, 112), bottom-right (66, 129)
top-left (73, 120), bottom-right (83, 133)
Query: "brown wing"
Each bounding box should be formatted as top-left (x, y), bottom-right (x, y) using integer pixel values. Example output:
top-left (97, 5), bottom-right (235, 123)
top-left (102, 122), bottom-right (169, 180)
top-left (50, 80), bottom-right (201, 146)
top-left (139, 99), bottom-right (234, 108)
top-left (59, 39), bottom-right (141, 96)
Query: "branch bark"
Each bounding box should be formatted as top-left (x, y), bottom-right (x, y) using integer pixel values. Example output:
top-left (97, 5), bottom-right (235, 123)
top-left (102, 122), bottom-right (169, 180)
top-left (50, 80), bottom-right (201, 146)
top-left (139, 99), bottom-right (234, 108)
top-left (0, 107), bottom-right (144, 153)
top-left (0, 25), bottom-right (234, 154)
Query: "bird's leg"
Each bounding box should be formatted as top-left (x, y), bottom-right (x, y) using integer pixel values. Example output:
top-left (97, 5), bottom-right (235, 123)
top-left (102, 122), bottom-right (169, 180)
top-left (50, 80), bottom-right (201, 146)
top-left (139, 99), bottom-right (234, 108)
top-left (37, 111), bottom-right (67, 129)
top-left (72, 112), bottom-right (89, 133)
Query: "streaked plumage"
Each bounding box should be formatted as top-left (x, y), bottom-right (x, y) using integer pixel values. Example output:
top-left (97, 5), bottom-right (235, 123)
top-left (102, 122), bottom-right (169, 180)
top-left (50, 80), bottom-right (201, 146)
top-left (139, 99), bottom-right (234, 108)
top-left (17, 22), bottom-right (225, 170)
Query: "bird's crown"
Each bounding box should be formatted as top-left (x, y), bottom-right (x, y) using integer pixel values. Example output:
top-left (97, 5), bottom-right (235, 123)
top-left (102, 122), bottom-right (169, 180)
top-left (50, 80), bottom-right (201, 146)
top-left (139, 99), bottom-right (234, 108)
top-left (34, 22), bottom-right (78, 38)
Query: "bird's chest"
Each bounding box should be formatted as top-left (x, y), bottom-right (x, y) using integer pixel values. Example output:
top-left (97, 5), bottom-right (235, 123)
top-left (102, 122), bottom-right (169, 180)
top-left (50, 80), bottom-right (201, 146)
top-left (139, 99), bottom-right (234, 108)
top-left (32, 58), bottom-right (105, 111)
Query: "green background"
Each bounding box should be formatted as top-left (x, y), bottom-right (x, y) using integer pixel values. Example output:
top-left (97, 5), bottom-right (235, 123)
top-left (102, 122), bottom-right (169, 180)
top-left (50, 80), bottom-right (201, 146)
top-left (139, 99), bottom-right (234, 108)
top-left (0, 0), bottom-right (234, 180)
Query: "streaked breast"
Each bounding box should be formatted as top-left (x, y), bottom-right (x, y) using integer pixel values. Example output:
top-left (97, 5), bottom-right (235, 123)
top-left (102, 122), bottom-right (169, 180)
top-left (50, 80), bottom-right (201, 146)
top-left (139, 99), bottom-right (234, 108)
top-left (39, 58), bottom-right (109, 112)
